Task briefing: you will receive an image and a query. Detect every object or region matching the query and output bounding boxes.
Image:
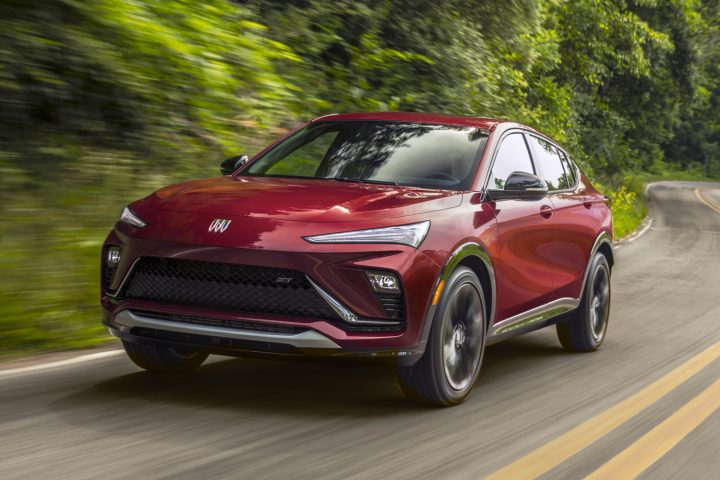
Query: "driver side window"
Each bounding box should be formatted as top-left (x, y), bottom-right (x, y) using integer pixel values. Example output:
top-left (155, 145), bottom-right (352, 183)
top-left (488, 133), bottom-right (535, 190)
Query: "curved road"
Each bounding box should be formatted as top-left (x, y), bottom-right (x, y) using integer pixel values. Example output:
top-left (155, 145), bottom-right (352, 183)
top-left (1, 181), bottom-right (719, 479)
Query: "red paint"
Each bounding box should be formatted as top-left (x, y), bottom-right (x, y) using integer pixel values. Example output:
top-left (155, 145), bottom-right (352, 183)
top-left (550, 173), bottom-right (612, 299)
top-left (146, 176), bottom-right (462, 222)
top-left (101, 113), bottom-right (611, 356)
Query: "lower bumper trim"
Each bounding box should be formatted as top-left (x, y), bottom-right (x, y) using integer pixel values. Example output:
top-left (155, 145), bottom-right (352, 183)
top-left (112, 310), bottom-right (341, 349)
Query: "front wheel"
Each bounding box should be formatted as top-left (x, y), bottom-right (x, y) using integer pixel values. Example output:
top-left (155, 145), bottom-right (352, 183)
top-left (122, 341), bottom-right (208, 374)
top-left (397, 267), bottom-right (486, 406)
top-left (557, 252), bottom-right (611, 352)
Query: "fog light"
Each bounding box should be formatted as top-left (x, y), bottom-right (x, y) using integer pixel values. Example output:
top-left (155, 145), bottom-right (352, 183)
top-left (107, 246), bottom-right (121, 267)
top-left (366, 271), bottom-right (400, 294)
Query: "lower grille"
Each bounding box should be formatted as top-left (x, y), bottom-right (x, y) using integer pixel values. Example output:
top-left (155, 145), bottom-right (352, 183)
top-left (131, 310), bottom-right (308, 335)
top-left (122, 257), bottom-right (340, 321)
top-left (377, 294), bottom-right (405, 320)
top-left (131, 327), bottom-right (299, 353)
top-left (104, 265), bottom-right (117, 289)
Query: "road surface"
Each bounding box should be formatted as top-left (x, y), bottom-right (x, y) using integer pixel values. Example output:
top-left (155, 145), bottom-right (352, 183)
top-left (1, 181), bottom-right (719, 479)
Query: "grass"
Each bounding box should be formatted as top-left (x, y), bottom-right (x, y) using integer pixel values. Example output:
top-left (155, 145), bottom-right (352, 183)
top-left (611, 190), bottom-right (648, 239)
top-left (0, 159), bottom-right (173, 360)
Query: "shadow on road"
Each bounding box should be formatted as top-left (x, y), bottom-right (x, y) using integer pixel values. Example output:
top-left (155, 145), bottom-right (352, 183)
top-left (52, 334), bottom-right (565, 418)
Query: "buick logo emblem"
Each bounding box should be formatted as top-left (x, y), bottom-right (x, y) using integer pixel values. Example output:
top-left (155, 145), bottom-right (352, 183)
top-left (208, 219), bottom-right (231, 233)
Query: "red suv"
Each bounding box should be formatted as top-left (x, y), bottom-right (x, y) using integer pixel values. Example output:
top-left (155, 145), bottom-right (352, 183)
top-left (101, 112), bottom-right (613, 405)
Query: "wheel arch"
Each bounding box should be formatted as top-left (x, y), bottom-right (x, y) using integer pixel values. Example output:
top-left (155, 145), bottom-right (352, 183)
top-left (597, 238), bottom-right (614, 269)
top-left (580, 231), bottom-right (614, 299)
top-left (420, 242), bottom-right (496, 349)
top-left (457, 255), bottom-right (494, 327)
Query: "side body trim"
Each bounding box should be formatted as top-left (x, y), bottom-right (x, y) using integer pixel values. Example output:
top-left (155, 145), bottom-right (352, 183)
top-left (112, 310), bottom-right (341, 349)
top-left (489, 297), bottom-right (579, 338)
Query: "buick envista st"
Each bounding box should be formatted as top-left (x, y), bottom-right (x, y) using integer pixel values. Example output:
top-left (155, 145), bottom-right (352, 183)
top-left (101, 112), bottom-right (613, 405)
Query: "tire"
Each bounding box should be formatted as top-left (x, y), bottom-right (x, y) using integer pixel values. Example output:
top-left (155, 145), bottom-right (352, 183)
top-left (122, 340), bottom-right (208, 374)
top-left (557, 252), bottom-right (611, 352)
top-left (398, 267), bottom-right (486, 406)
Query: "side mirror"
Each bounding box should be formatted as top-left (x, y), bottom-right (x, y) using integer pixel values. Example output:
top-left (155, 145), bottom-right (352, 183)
top-left (220, 154), bottom-right (249, 175)
top-left (487, 171), bottom-right (548, 201)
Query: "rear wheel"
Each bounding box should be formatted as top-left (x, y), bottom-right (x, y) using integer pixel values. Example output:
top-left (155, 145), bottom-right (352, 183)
top-left (398, 267), bottom-right (486, 406)
top-left (557, 252), bottom-right (611, 352)
top-left (122, 341), bottom-right (208, 374)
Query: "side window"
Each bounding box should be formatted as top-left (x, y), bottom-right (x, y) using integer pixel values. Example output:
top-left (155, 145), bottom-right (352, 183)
top-left (558, 150), bottom-right (577, 187)
top-left (529, 136), bottom-right (569, 190)
top-left (487, 133), bottom-right (535, 190)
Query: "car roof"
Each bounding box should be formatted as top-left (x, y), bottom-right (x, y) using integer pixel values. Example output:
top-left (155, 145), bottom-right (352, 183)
top-left (312, 111), bottom-right (506, 130)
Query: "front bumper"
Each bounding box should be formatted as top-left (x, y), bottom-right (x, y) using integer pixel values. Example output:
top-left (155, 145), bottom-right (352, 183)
top-left (102, 225), bottom-right (441, 363)
top-left (104, 309), bottom-right (427, 365)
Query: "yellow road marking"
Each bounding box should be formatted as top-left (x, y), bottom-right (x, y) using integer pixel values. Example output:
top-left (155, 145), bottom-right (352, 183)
top-left (485, 341), bottom-right (720, 480)
top-left (586, 378), bottom-right (720, 479)
top-left (694, 187), bottom-right (720, 214)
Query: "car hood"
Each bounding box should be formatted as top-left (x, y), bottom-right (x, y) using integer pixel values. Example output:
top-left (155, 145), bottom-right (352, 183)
top-left (144, 176), bottom-right (462, 222)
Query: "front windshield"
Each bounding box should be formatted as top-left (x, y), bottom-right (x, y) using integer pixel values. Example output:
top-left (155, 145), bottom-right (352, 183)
top-left (243, 121), bottom-right (488, 190)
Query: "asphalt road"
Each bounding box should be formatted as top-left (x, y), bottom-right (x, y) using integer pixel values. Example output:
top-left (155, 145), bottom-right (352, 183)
top-left (1, 181), bottom-right (719, 479)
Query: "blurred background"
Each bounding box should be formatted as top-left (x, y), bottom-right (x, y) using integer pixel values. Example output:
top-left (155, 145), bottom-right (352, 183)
top-left (1, 0), bottom-right (718, 357)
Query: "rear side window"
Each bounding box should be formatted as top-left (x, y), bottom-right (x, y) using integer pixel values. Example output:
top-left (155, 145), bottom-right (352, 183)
top-left (558, 150), bottom-right (577, 187)
top-left (529, 136), bottom-right (569, 190)
top-left (487, 133), bottom-right (535, 190)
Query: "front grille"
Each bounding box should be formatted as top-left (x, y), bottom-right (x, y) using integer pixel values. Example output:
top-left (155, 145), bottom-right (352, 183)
top-left (122, 257), bottom-right (340, 321)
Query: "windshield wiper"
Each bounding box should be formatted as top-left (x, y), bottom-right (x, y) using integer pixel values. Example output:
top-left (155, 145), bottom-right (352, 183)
top-left (333, 177), bottom-right (399, 186)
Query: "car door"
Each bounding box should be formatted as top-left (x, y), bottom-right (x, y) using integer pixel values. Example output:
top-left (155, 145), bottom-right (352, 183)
top-left (526, 136), bottom-right (595, 301)
top-left (486, 132), bottom-right (556, 322)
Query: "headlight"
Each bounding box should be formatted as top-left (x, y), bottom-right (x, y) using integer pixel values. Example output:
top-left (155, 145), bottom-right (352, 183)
top-left (119, 206), bottom-right (147, 228)
top-left (303, 221), bottom-right (430, 248)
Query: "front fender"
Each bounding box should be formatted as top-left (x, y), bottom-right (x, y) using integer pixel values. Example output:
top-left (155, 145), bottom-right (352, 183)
top-left (417, 242), bottom-right (496, 352)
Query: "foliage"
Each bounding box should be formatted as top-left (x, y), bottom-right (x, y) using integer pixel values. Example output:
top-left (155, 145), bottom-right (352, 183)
top-left (0, 0), bottom-right (718, 355)
top-left (607, 186), bottom-right (644, 239)
top-left (0, 0), bottom-right (299, 355)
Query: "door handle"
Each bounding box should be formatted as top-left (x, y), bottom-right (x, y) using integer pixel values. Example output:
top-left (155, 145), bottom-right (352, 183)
top-left (540, 205), bottom-right (553, 219)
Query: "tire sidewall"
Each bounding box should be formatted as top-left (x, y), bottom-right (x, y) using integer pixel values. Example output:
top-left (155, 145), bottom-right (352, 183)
top-left (580, 253), bottom-right (611, 348)
top-left (428, 267), bottom-right (487, 403)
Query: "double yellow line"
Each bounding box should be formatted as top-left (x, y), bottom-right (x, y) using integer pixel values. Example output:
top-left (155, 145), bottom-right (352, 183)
top-left (694, 187), bottom-right (720, 214)
top-left (486, 341), bottom-right (720, 479)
